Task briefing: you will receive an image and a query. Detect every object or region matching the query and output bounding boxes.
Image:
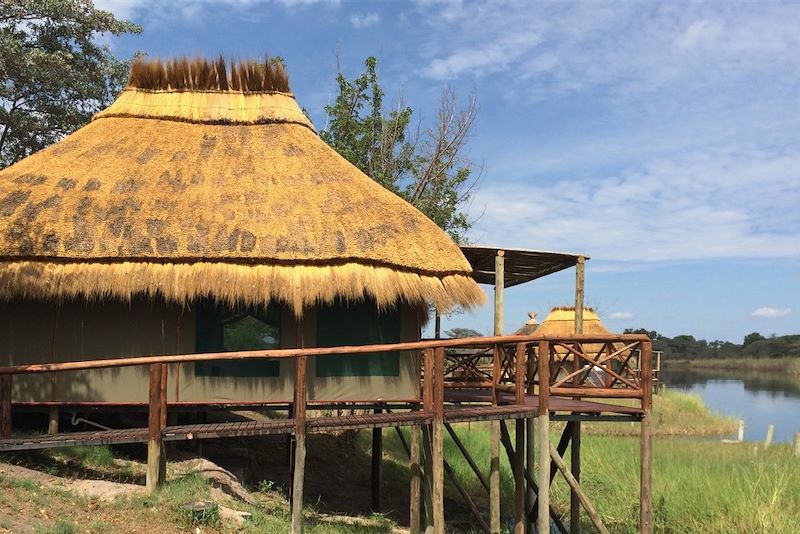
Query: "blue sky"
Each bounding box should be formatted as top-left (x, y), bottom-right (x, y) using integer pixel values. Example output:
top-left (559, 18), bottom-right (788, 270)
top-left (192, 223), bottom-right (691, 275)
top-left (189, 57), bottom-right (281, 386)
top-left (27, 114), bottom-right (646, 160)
top-left (95, 0), bottom-right (799, 342)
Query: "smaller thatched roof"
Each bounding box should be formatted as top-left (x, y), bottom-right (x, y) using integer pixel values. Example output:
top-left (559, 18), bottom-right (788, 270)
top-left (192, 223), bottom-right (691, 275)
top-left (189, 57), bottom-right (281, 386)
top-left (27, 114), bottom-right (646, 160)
top-left (532, 307), bottom-right (611, 337)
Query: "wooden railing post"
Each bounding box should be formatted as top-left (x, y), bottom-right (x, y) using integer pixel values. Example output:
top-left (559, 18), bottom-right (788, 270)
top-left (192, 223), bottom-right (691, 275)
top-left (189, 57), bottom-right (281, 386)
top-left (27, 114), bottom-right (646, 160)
top-left (537, 340), bottom-right (551, 534)
top-left (410, 410), bottom-right (422, 534)
top-left (292, 354), bottom-right (308, 534)
top-left (432, 346), bottom-right (446, 534)
top-left (640, 341), bottom-right (653, 534)
top-left (514, 342), bottom-right (526, 534)
top-left (422, 348), bottom-right (435, 532)
top-left (1, 374), bottom-right (11, 438)
top-left (146, 363), bottom-right (164, 492)
top-left (490, 343), bottom-right (502, 534)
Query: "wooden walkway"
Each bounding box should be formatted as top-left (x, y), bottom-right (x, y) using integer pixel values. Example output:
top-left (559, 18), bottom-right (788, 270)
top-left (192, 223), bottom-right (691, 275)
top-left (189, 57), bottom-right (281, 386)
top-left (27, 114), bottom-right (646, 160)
top-left (0, 397), bottom-right (639, 452)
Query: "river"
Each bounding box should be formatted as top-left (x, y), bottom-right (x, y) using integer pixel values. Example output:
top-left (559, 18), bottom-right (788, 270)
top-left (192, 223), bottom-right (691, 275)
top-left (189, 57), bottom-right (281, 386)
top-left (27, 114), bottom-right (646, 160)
top-left (660, 365), bottom-right (800, 444)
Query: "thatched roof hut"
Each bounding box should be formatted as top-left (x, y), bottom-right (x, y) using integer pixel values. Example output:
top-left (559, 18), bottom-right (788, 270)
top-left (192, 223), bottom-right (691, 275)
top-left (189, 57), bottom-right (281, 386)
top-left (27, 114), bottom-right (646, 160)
top-left (0, 57), bottom-right (484, 405)
top-left (0, 57), bottom-right (484, 315)
top-left (533, 307), bottom-right (612, 337)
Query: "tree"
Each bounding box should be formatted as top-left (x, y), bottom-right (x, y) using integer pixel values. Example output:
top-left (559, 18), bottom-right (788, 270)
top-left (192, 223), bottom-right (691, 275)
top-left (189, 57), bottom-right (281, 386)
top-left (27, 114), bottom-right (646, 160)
top-left (445, 327), bottom-right (483, 338)
top-left (321, 56), bottom-right (480, 243)
top-left (0, 0), bottom-right (141, 168)
top-left (743, 332), bottom-right (765, 346)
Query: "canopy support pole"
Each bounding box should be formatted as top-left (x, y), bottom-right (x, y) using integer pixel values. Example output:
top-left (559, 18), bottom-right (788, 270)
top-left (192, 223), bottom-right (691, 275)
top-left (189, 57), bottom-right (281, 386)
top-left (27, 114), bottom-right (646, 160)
top-left (490, 250), bottom-right (504, 533)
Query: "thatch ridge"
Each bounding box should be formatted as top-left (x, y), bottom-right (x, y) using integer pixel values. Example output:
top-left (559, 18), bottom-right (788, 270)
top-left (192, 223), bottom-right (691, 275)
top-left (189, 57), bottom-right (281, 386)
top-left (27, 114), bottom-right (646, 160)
top-left (127, 55), bottom-right (291, 93)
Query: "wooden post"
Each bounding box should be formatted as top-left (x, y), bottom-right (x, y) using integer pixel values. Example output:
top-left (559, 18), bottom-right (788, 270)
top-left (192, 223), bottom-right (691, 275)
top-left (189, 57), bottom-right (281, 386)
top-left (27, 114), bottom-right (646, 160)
top-left (146, 363), bottom-right (164, 492)
top-left (794, 432), bottom-right (800, 457)
top-left (764, 425), bottom-right (774, 448)
top-left (422, 348), bottom-right (435, 534)
top-left (490, 250), bottom-right (504, 534)
top-left (537, 340), bottom-right (550, 534)
top-left (572, 255), bottom-right (585, 534)
top-left (432, 346), bottom-right (445, 534)
top-left (738, 420), bottom-right (745, 442)
top-left (292, 354), bottom-right (307, 534)
top-left (514, 342), bottom-right (526, 534)
top-left (526, 345), bottom-right (536, 531)
top-left (48, 305), bottom-right (60, 435)
top-left (410, 420), bottom-right (422, 534)
top-left (550, 443), bottom-right (610, 534)
top-left (371, 409), bottom-right (383, 512)
top-left (0, 374), bottom-right (11, 438)
top-left (640, 341), bottom-right (653, 534)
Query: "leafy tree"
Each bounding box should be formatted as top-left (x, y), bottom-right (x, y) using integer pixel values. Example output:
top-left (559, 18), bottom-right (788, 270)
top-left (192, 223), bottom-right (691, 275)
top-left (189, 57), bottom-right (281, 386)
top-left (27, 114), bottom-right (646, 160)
top-left (321, 56), bottom-right (480, 243)
top-left (743, 332), bottom-right (765, 346)
top-left (0, 0), bottom-right (141, 168)
top-left (445, 327), bottom-right (483, 338)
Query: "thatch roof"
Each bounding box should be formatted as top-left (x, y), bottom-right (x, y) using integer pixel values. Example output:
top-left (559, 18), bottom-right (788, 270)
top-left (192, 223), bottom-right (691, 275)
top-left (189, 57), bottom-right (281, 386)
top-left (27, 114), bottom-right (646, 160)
top-left (0, 57), bottom-right (484, 314)
top-left (533, 307), bottom-right (611, 337)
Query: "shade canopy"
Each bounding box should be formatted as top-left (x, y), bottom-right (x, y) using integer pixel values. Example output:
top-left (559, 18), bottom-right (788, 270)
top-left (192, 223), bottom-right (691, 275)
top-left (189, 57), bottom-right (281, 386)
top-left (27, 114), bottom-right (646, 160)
top-left (460, 245), bottom-right (588, 287)
top-left (0, 57), bottom-right (484, 314)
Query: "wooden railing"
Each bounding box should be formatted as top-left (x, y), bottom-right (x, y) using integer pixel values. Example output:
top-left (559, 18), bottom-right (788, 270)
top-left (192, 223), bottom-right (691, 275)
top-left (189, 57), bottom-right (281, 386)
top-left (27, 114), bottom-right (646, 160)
top-left (1, 333), bottom-right (651, 434)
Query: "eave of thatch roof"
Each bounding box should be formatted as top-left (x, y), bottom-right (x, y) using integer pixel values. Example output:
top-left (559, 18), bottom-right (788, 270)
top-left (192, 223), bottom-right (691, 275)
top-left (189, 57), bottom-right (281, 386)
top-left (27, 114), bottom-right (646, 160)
top-left (0, 57), bottom-right (485, 314)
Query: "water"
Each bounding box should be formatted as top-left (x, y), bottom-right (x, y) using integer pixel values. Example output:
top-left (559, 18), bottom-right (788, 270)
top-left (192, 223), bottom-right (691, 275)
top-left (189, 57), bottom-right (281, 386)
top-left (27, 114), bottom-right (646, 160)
top-left (660, 365), bottom-right (800, 444)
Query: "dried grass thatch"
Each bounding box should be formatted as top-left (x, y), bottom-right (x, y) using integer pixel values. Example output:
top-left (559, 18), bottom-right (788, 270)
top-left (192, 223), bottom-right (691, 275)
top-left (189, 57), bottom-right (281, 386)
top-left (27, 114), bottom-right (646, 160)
top-left (535, 307), bottom-right (618, 360)
top-left (0, 56), bottom-right (485, 314)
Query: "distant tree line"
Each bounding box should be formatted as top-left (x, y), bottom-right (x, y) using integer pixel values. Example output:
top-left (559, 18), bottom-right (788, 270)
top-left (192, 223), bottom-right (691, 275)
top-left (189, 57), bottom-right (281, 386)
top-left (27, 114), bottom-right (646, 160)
top-left (623, 329), bottom-right (800, 360)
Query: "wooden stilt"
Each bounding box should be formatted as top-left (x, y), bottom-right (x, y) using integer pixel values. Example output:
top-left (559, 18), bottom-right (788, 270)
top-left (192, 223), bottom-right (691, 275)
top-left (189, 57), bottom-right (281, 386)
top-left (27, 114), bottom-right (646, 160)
top-left (371, 409), bottom-right (383, 512)
top-left (410, 423), bottom-right (422, 534)
top-left (443, 455), bottom-right (491, 534)
top-left (550, 443), bottom-right (609, 534)
top-left (49, 305), bottom-right (60, 435)
top-left (572, 255), bottom-right (585, 534)
top-left (431, 347), bottom-right (445, 534)
top-left (422, 425), bottom-right (434, 534)
top-left (640, 341), bottom-right (653, 534)
top-left (146, 363), bottom-right (164, 492)
top-left (491, 250), bottom-right (504, 534)
top-left (499, 421), bottom-right (568, 534)
top-left (0, 375), bottom-right (11, 438)
top-left (537, 340), bottom-right (551, 534)
top-left (515, 418), bottom-right (526, 534)
top-left (291, 355), bottom-right (307, 534)
top-left (47, 407), bottom-right (59, 435)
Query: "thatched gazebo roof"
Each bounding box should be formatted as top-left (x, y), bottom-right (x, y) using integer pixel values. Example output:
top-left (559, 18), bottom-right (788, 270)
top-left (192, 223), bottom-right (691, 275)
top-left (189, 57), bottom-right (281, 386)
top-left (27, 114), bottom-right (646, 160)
top-left (0, 57), bottom-right (485, 315)
top-left (533, 307), bottom-right (612, 337)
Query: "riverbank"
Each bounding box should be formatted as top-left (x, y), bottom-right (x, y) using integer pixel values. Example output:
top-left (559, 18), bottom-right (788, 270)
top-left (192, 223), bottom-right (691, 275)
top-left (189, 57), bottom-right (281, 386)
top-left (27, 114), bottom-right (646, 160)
top-left (667, 357), bottom-right (800, 375)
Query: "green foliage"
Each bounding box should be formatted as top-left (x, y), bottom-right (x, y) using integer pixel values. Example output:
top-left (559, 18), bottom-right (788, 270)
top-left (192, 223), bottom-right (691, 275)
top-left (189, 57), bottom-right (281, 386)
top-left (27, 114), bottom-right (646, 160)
top-left (321, 56), bottom-right (479, 242)
top-left (35, 519), bottom-right (77, 534)
top-left (54, 445), bottom-right (115, 468)
top-left (445, 327), bottom-right (483, 338)
top-left (0, 0), bottom-right (141, 167)
top-left (624, 328), bottom-right (800, 360)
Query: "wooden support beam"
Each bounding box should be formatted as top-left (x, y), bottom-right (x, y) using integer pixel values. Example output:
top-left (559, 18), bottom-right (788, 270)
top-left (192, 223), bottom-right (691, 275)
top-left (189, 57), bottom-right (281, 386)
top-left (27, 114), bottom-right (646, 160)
top-left (499, 421), bottom-right (567, 534)
top-left (444, 422), bottom-right (489, 493)
top-left (48, 407), bottom-right (59, 435)
top-left (491, 250), bottom-right (504, 534)
top-left (572, 256), bottom-right (585, 534)
top-left (432, 347), bottom-right (445, 534)
top-left (146, 363), bottom-right (164, 492)
top-left (549, 443), bottom-right (609, 534)
top-left (0, 374), bottom-right (11, 438)
top-left (292, 355), bottom-right (307, 534)
top-left (515, 418), bottom-right (526, 534)
top-left (410, 423), bottom-right (422, 534)
top-left (537, 340), bottom-right (550, 534)
top-left (422, 425), bottom-right (434, 534)
top-left (443, 454), bottom-right (491, 534)
top-left (371, 409), bottom-right (383, 512)
top-left (640, 341), bottom-right (653, 534)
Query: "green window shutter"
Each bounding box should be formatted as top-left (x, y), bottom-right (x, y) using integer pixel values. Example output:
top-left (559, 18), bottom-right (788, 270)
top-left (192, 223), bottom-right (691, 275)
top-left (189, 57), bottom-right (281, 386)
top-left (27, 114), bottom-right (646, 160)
top-left (315, 299), bottom-right (401, 377)
top-left (195, 301), bottom-right (281, 378)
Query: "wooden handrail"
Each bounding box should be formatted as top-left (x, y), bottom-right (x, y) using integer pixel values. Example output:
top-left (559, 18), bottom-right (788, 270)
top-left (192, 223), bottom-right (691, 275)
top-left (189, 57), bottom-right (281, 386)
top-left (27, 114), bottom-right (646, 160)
top-left (0, 333), bottom-right (650, 376)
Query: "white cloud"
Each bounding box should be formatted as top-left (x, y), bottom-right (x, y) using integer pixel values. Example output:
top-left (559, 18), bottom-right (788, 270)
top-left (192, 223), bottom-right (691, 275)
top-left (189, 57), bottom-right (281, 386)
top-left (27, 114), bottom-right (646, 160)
top-left (609, 312), bottom-right (634, 320)
top-left (94, 0), bottom-right (340, 21)
top-left (350, 13), bottom-right (380, 29)
top-left (468, 145), bottom-right (800, 262)
top-left (751, 307), bottom-right (792, 318)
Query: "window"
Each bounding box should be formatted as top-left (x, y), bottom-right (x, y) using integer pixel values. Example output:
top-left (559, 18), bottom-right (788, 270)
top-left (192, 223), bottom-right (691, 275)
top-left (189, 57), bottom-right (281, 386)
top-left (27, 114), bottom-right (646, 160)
top-left (194, 300), bottom-right (281, 377)
top-left (315, 299), bottom-right (400, 377)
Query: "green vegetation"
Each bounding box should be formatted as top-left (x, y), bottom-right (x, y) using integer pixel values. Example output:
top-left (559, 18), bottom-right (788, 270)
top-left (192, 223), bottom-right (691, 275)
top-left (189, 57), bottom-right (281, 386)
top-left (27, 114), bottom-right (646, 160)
top-left (321, 56), bottom-right (479, 243)
top-left (668, 357), bottom-right (800, 375)
top-left (0, 0), bottom-right (141, 167)
top-left (625, 329), bottom-right (800, 360)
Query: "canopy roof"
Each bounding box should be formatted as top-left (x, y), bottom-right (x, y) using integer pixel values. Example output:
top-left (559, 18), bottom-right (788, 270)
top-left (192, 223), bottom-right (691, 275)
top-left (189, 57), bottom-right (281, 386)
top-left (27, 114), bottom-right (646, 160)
top-left (533, 307), bottom-right (611, 337)
top-left (459, 246), bottom-right (588, 287)
top-left (0, 57), bottom-right (484, 314)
